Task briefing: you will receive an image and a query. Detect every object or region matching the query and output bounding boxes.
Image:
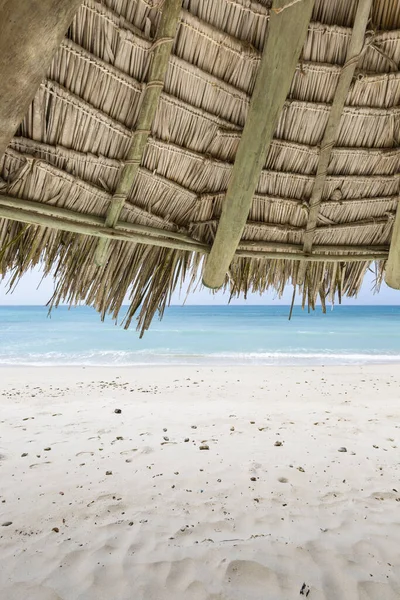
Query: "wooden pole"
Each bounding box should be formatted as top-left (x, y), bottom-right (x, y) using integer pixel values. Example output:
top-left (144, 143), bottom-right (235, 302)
top-left (0, 195), bottom-right (387, 263)
top-left (0, 195), bottom-right (207, 253)
top-left (201, 0), bottom-right (315, 289)
top-left (94, 0), bottom-right (183, 266)
top-left (235, 250), bottom-right (387, 263)
top-left (297, 0), bottom-right (373, 280)
top-left (239, 241), bottom-right (390, 254)
top-left (0, 0), bottom-right (82, 159)
top-left (385, 204), bottom-right (400, 288)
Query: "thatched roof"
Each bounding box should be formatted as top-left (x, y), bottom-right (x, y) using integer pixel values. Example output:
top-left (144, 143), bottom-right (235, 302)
top-left (0, 0), bottom-right (399, 333)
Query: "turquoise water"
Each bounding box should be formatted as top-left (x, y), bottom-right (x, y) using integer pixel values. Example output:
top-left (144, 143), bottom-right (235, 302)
top-left (1, 305), bottom-right (400, 366)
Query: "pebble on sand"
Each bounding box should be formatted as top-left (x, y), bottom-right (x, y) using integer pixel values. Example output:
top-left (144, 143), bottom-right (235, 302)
top-left (114, 409), bottom-right (122, 414)
top-left (106, 471), bottom-right (113, 475)
top-left (274, 441), bottom-right (283, 447)
top-left (199, 445), bottom-right (209, 450)
top-left (338, 447), bottom-right (347, 452)
top-left (2, 522), bottom-right (12, 527)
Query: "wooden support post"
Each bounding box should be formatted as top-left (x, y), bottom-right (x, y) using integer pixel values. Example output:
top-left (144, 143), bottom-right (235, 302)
top-left (201, 0), bottom-right (315, 289)
top-left (0, 0), bottom-right (82, 159)
top-left (297, 0), bottom-right (373, 281)
top-left (385, 204), bottom-right (400, 288)
top-left (94, 0), bottom-right (183, 266)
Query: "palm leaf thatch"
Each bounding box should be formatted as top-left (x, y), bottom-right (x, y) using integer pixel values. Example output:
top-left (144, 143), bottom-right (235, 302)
top-left (0, 0), bottom-right (399, 334)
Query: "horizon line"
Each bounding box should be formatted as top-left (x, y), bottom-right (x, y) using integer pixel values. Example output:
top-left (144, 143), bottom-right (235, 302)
top-left (1, 304), bottom-right (400, 308)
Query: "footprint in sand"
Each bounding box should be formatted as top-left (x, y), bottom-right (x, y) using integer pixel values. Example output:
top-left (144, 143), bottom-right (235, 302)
top-left (2, 583), bottom-right (63, 600)
top-left (224, 560), bottom-right (281, 594)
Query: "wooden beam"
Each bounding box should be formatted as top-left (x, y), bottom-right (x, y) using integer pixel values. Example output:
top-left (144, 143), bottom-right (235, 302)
top-left (0, 195), bottom-right (207, 253)
top-left (297, 0), bottom-right (373, 280)
top-left (201, 0), bottom-right (315, 289)
top-left (238, 241), bottom-right (390, 254)
top-left (0, 0), bottom-right (82, 159)
top-left (0, 194), bottom-right (387, 263)
top-left (94, 0), bottom-right (183, 266)
top-left (235, 250), bottom-right (387, 263)
top-left (194, 215), bottom-right (393, 233)
top-left (385, 203), bottom-right (400, 288)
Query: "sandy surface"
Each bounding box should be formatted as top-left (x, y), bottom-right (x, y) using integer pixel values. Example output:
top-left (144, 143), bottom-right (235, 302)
top-left (0, 365), bottom-right (399, 600)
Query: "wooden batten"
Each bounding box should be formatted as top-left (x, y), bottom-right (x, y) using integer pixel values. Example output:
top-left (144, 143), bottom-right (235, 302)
top-left (201, 0), bottom-right (315, 289)
top-left (94, 0), bottom-right (183, 266)
top-left (385, 203), bottom-right (400, 289)
top-left (0, 0), bottom-right (82, 159)
top-left (297, 0), bottom-right (373, 280)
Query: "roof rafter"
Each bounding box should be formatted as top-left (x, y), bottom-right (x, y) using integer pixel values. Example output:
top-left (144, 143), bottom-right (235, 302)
top-left (297, 0), bottom-right (374, 281)
top-left (202, 0), bottom-right (315, 289)
top-left (93, 0), bottom-right (183, 266)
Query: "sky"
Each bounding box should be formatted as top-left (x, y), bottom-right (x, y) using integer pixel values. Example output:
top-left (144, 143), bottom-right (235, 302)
top-left (0, 265), bottom-right (399, 306)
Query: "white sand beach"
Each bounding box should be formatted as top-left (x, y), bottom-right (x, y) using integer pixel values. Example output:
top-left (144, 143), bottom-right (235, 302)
top-left (0, 365), bottom-right (399, 600)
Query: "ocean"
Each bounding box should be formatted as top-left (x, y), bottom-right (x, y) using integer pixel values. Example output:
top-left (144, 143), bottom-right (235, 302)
top-left (1, 305), bottom-right (400, 366)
